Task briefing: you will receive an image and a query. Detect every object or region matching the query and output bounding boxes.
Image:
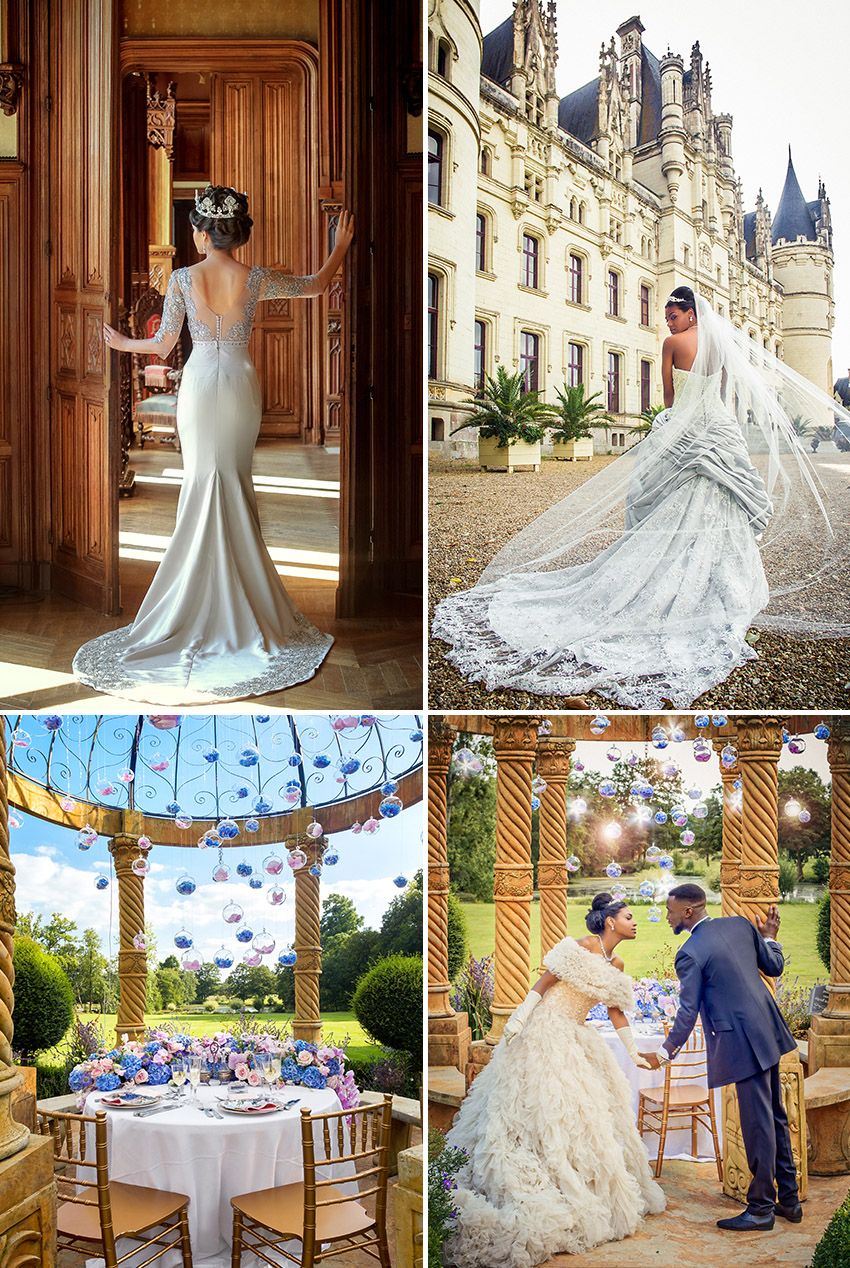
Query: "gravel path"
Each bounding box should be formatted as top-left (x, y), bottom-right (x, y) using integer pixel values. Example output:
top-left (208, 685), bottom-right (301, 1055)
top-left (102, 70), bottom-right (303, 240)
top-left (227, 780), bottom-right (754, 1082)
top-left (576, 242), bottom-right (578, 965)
top-left (428, 457), bottom-right (850, 711)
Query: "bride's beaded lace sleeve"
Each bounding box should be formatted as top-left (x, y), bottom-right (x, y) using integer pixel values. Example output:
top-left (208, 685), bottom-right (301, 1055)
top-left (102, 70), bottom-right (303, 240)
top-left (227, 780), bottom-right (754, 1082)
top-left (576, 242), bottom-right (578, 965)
top-left (152, 270), bottom-right (186, 346)
top-left (257, 266), bottom-right (313, 300)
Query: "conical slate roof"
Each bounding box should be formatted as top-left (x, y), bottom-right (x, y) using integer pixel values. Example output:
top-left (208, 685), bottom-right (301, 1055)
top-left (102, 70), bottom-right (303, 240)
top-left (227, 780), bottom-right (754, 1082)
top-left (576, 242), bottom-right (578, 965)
top-left (772, 149), bottom-right (817, 244)
top-left (481, 16), bottom-right (514, 88)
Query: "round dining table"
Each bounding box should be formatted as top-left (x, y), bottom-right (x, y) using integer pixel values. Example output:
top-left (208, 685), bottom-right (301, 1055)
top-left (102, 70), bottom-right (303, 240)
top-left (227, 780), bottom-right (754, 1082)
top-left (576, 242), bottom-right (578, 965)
top-left (87, 1081), bottom-right (346, 1268)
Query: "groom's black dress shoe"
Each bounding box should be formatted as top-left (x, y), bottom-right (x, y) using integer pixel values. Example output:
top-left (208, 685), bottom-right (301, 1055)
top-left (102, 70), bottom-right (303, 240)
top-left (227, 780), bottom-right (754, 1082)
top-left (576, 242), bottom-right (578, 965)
top-left (775, 1202), bottom-right (803, 1223)
top-left (716, 1211), bottom-right (775, 1231)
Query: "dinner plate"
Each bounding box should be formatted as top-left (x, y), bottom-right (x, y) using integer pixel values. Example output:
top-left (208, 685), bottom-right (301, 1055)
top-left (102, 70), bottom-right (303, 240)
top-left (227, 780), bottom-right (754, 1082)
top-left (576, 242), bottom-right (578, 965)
top-left (217, 1101), bottom-right (280, 1115)
top-left (100, 1092), bottom-right (161, 1109)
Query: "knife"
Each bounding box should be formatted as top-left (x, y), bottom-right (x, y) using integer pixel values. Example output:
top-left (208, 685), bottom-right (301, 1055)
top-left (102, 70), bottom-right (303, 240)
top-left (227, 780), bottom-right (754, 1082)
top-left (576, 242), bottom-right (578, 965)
top-left (134, 1103), bottom-right (181, 1118)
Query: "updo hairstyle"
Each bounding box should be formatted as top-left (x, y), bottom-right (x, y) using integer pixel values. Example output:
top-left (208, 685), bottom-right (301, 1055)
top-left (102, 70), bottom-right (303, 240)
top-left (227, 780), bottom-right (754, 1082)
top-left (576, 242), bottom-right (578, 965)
top-left (665, 285), bottom-right (696, 315)
top-left (585, 892), bottom-right (627, 935)
top-left (189, 185), bottom-right (253, 251)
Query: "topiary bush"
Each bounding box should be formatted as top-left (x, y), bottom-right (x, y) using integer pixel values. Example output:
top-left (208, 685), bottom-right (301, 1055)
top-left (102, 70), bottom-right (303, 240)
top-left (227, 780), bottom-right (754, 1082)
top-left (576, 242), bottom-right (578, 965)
top-left (352, 954), bottom-right (422, 1068)
top-left (817, 893), bottom-right (831, 972)
top-left (812, 856), bottom-right (830, 884)
top-left (12, 937), bottom-right (75, 1059)
top-left (807, 1185), bottom-right (850, 1267)
top-left (447, 893), bottom-right (467, 981)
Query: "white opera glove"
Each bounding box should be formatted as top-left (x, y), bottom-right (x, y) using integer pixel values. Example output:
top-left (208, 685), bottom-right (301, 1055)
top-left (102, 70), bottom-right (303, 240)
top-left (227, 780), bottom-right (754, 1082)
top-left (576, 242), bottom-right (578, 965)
top-left (502, 990), bottom-right (542, 1044)
top-left (614, 1024), bottom-right (652, 1069)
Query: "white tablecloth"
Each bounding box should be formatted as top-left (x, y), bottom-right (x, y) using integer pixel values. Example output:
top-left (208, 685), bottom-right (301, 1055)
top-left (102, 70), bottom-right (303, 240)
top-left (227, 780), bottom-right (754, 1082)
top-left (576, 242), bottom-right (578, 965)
top-left (88, 1083), bottom-right (345, 1268)
top-left (595, 1022), bottom-right (722, 1162)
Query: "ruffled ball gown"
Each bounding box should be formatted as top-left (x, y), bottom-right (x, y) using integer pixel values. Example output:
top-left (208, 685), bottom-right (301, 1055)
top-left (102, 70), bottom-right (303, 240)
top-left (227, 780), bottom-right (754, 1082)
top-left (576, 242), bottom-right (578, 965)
top-left (432, 368), bottom-right (773, 708)
top-left (444, 938), bottom-right (666, 1268)
top-left (73, 266), bottom-right (333, 703)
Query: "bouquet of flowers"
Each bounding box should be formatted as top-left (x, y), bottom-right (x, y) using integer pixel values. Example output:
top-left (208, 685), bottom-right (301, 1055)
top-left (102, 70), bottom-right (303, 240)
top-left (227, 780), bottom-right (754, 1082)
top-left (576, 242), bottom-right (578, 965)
top-left (632, 976), bottom-right (680, 1020)
top-left (68, 1034), bottom-right (178, 1099)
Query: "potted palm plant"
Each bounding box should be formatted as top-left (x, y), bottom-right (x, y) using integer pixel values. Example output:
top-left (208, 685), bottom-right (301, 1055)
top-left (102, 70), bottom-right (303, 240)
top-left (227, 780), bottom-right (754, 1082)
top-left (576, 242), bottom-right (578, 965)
top-left (454, 367), bottom-right (553, 473)
top-left (549, 384), bottom-right (611, 460)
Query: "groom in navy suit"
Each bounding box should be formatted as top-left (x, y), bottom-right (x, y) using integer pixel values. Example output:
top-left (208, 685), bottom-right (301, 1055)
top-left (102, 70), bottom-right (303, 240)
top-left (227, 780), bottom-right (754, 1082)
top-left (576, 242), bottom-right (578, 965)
top-left (643, 883), bottom-right (800, 1231)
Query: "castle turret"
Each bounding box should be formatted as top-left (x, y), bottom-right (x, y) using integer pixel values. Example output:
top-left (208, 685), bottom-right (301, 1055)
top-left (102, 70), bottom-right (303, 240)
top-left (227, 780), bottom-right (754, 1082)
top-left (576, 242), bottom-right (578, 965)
top-left (659, 51), bottom-right (685, 205)
top-left (771, 149), bottom-right (834, 394)
top-left (616, 15), bottom-right (644, 151)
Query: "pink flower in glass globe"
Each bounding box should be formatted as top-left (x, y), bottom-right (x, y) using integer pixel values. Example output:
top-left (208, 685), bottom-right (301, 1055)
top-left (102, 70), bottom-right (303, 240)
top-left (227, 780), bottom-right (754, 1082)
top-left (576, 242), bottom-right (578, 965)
top-left (117, 768), bottom-right (135, 784)
top-left (131, 855), bottom-right (150, 877)
top-left (60, 796), bottom-right (76, 812)
top-left (175, 813), bottom-right (192, 830)
top-left (137, 835), bottom-right (152, 851)
top-left (223, 902), bottom-right (243, 924)
top-left (212, 864), bottom-right (230, 883)
top-left (132, 931), bottom-right (147, 951)
top-left (340, 715), bottom-right (358, 729)
top-left (263, 854), bottom-right (284, 876)
top-left (362, 818), bottom-right (380, 835)
top-left (8, 813), bottom-right (22, 830)
top-left (306, 821), bottom-right (323, 838)
top-left (242, 951), bottom-right (262, 967)
top-left (267, 886), bottom-right (286, 906)
top-left (181, 952), bottom-right (202, 972)
top-left (331, 717), bottom-right (347, 732)
top-left (286, 849), bottom-right (307, 871)
top-left (150, 758), bottom-right (170, 772)
top-left (284, 790), bottom-right (300, 804)
top-left (350, 821), bottom-right (363, 835)
top-left (96, 780), bottom-right (116, 797)
top-left (146, 716), bottom-right (183, 730)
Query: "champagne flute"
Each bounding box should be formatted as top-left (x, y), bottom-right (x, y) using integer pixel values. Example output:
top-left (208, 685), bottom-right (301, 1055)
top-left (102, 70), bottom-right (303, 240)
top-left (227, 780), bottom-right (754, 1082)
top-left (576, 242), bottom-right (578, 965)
top-left (269, 1053), bottom-right (282, 1092)
top-left (171, 1058), bottom-right (188, 1102)
top-left (187, 1055), bottom-right (202, 1104)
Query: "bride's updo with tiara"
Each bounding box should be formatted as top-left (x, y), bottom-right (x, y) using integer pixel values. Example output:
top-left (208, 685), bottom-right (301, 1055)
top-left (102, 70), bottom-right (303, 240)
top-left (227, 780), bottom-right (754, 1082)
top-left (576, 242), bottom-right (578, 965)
top-left (665, 285), bottom-right (697, 316)
top-left (585, 892), bottom-right (627, 934)
top-left (189, 185), bottom-right (253, 251)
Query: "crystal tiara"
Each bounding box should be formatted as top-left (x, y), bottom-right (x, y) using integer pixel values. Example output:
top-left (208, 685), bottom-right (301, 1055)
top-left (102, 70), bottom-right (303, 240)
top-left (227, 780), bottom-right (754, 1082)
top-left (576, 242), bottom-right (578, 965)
top-left (194, 189), bottom-right (247, 219)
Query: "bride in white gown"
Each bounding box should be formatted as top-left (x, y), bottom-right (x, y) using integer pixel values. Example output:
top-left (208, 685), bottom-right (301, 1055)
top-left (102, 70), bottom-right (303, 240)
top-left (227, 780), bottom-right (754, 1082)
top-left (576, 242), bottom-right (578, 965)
top-left (433, 287), bottom-right (850, 709)
top-left (444, 895), bottom-right (666, 1268)
top-left (73, 186), bottom-right (353, 704)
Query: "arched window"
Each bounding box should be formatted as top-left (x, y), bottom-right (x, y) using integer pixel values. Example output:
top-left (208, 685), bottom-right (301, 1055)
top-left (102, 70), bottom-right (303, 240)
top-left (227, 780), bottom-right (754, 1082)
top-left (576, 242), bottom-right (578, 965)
top-left (569, 253), bottom-right (583, 305)
top-left (522, 234), bottom-right (540, 289)
top-left (640, 284), bottom-right (651, 327)
top-left (578, 202), bottom-right (585, 225)
top-left (436, 39), bottom-right (451, 80)
top-left (479, 147), bottom-right (490, 176)
top-left (607, 351), bottom-right (621, 412)
top-left (640, 359), bottom-right (651, 412)
top-left (607, 270), bottom-right (620, 317)
top-left (520, 331), bottom-right (540, 392)
top-left (567, 342), bottom-right (584, 388)
top-left (427, 273), bottom-right (440, 379)
top-left (474, 320), bottom-right (487, 392)
top-left (476, 213), bottom-right (487, 272)
top-left (428, 131), bottom-right (444, 206)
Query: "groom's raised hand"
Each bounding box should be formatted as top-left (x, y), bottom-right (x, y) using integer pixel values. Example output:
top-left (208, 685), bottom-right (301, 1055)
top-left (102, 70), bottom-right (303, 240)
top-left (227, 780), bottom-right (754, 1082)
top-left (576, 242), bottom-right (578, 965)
top-left (755, 904), bottom-right (781, 941)
top-left (642, 1052), bottom-right (661, 1070)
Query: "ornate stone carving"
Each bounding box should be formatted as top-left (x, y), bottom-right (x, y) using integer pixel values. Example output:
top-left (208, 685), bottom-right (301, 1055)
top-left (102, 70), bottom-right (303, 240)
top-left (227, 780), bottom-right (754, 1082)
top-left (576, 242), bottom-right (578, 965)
top-left (146, 77), bottom-right (177, 158)
top-left (490, 715), bottom-right (543, 756)
top-left (493, 866), bottom-right (533, 898)
top-left (428, 865), bottom-right (450, 893)
top-left (734, 716), bottom-right (784, 755)
top-left (737, 869), bottom-right (780, 899)
top-left (537, 864), bottom-right (567, 888)
top-left (0, 65), bottom-right (24, 117)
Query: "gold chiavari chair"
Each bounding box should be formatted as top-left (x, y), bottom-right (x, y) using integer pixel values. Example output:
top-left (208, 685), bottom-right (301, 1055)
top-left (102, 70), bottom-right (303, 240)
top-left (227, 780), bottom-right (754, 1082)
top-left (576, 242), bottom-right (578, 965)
top-left (230, 1095), bottom-right (393, 1268)
top-left (637, 1022), bottom-right (722, 1180)
top-left (38, 1107), bottom-right (193, 1268)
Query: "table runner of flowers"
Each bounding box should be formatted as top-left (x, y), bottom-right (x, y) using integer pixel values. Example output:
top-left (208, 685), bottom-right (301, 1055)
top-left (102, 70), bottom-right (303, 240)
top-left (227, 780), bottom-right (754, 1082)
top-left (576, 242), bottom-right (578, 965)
top-left (69, 1027), bottom-right (359, 1110)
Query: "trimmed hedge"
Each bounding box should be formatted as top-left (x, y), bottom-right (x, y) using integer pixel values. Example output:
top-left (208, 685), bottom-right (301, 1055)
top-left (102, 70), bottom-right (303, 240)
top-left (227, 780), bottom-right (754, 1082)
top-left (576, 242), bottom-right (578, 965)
top-left (808, 1186), bottom-right (850, 1267)
top-left (352, 954), bottom-right (422, 1067)
top-left (817, 894), bottom-right (831, 972)
top-left (447, 893), bottom-right (467, 981)
top-left (12, 937), bottom-right (75, 1058)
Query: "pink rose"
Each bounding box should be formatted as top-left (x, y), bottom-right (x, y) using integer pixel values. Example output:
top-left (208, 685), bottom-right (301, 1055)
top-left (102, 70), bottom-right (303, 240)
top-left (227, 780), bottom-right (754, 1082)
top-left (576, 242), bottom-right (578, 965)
top-left (134, 1070), bottom-right (149, 1084)
top-left (319, 1065), bottom-right (330, 1076)
top-left (296, 1051), bottom-right (313, 1066)
top-left (326, 1075), bottom-right (339, 1090)
top-left (235, 1062), bottom-right (250, 1081)
top-left (247, 1070), bottom-right (261, 1087)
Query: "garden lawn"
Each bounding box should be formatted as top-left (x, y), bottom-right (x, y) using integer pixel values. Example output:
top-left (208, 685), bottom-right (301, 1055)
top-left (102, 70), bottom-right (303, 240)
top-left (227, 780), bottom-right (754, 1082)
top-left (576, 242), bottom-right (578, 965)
top-left (459, 899), bottom-right (825, 991)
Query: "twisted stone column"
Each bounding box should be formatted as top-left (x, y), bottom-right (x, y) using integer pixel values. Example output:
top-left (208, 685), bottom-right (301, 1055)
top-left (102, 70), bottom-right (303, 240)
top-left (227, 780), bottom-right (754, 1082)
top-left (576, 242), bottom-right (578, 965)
top-left (109, 835), bottom-right (148, 1044)
top-left (809, 722), bottom-right (850, 1072)
top-left (292, 834), bottom-right (323, 1045)
top-left (536, 738), bottom-right (574, 962)
top-left (487, 715), bottom-right (541, 1045)
top-left (713, 738), bottom-right (743, 918)
top-left (427, 718), bottom-right (456, 1020)
top-left (0, 725), bottom-right (27, 1160)
top-left (735, 716), bottom-right (783, 961)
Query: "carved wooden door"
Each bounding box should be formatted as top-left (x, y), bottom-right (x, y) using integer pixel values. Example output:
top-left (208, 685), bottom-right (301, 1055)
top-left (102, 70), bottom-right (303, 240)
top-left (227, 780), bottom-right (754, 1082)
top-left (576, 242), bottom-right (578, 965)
top-left (211, 56), bottom-right (318, 439)
top-left (49, 0), bottom-right (120, 613)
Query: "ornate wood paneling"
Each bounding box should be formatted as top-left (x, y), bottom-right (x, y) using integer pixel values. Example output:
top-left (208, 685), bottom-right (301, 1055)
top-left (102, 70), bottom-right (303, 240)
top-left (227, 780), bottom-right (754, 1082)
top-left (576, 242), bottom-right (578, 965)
top-left (173, 101), bottom-right (209, 183)
top-left (0, 165), bottom-right (24, 581)
top-left (49, 0), bottom-right (119, 612)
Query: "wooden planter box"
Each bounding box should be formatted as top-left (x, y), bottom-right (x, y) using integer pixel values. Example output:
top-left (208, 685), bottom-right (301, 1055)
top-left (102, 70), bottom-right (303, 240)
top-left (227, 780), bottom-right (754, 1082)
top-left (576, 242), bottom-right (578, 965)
top-left (552, 436), bottom-right (594, 461)
top-left (478, 435), bottom-right (541, 473)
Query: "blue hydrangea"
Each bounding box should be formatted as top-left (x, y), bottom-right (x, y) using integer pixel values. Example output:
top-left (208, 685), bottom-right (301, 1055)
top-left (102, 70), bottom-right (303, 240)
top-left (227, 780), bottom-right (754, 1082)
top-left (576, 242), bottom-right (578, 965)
top-left (281, 1058), bottom-right (301, 1083)
top-left (300, 1067), bottom-right (327, 1090)
top-left (144, 1062), bottom-right (171, 1086)
top-left (119, 1055), bottom-right (142, 1079)
top-left (95, 1072), bottom-right (121, 1092)
top-left (69, 1066), bottom-right (91, 1092)
top-left (144, 1041), bottom-right (162, 1054)
top-left (293, 1040), bottom-right (315, 1054)
top-left (324, 1058), bottom-right (341, 1076)
top-left (107, 1049), bottom-right (123, 1061)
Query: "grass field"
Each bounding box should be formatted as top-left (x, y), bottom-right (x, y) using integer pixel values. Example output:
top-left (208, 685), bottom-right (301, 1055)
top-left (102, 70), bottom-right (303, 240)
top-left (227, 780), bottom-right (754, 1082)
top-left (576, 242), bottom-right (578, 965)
top-left (459, 899), bottom-right (825, 990)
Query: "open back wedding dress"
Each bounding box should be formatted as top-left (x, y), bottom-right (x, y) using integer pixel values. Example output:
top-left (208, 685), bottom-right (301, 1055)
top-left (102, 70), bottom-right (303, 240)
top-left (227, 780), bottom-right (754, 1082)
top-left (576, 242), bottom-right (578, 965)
top-left (73, 266), bottom-right (333, 704)
top-left (432, 297), bottom-right (850, 708)
top-left (444, 938), bottom-right (665, 1268)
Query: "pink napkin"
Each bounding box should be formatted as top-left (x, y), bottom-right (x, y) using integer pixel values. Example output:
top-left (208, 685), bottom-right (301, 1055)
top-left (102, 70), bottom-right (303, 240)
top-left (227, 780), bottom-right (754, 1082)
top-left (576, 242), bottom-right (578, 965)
top-left (242, 1101), bottom-right (277, 1113)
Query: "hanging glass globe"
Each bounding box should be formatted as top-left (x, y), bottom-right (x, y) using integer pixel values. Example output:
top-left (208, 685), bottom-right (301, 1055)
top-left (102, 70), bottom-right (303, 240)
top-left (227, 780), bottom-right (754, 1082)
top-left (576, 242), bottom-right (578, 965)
top-left (654, 810), bottom-right (668, 824)
top-left (253, 931), bottom-right (276, 955)
top-left (359, 714), bottom-right (377, 727)
top-left (711, 714), bottom-right (728, 728)
top-left (680, 829), bottom-right (696, 846)
top-left (799, 809), bottom-right (812, 824)
top-left (814, 723), bottom-right (830, 740)
top-left (409, 728), bottom-right (424, 742)
top-left (147, 715), bottom-right (183, 729)
top-left (217, 819), bottom-right (239, 840)
top-left (278, 947), bottom-right (297, 967)
top-left (263, 853), bottom-right (284, 876)
top-left (600, 780), bottom-right (615, 798)
top-left (687, 786), bottom-right (702, 801)
top-left (137, 835), bottom-right (152, 852)
top-left (131, 855), bottom-right (150, 877)
top-left (60, 796), bottom-right (77, 812)
top-left (267, 886), bottom-right (286, 906)
top-left (175, 874), bottom-right (196, 897)
top-left (323, 848), bottom-right (339, 866)
top-left (788, 736), bottom-right (807, 755)
top-left (339, 758), bottom-right (361, 776)
top-left (236, 926), bottom-right (254, 944)
top-left (238, 745), bottom-right (260, 767)
top-left (691, 803), bottom-right (707, 820)
top-left (42, 715), bottom-right (63, 731)
top-left (133, 931), bottom-right (148, 951)
top-left (565, 855), bottom-right (581, 872)
top-left (531, 776), bottom-right (547, 793)
top-left (590, 714), bottom-right (610, 735)
top-left (569, 798), bottom-right (587, 817)
top-left (362, 818), bottom-right (380, 834)
top-left (287, 754), bottom-right (303, 768)
top-left (647, 905), bottom-right (662, 923)
top-left (202, 746), bottom-right (220, 764)
top-left (115, 767), bottom-right (134, 785)
top-left (658, 854), bottom-right (675, 870)
top-left (693, 742), bottom-right (711, 763)
top-left (651, 726), bottom-right (669, 750)
top-left (662, 761), bottom-right (678, 779)
top-left (236, 860), bottom-right (253, 878)
top-left (639, 784), bottom-right (654, 800)
top-left (721, 744), bottom-right (738, 768)
top-left (180, 952), bottom-right (202, 972)
top-left (538, 719), bottom-right (553, 737)
top-left (381, 781), bottom-right (399, 796)
top-left (309, 863), bottom-right (323, 877)
top-left (350, 821), bottom-right (363, 835)
top-left (248, 875), bottom-right (263, 891)
top-left (213, 947), bottom-right (234, 970)
top-left (286, 849), bottom-right (307, 871)
top-left (646, 844), bottom-right (662, 861)
top-left (671, 727), bottom-right (687, 743)
top-left (380, 795), bottom-right (405, 820)
top-left (245, 818), bottom-right (259, 833)
top-left (284, 789), bottom-right (301, 805)
top-left (175, 813), bottom-right (192, 830)
top-left (165, 801), bottom-right (181, 816)
top-left (253, 796), bottom-right (272, 815)
top-left (313, 753), bottom-right (332, 769)
top-left (11, 728), bottom-right (31, 747)
top-left (606, 745), bottom-right (622, 763)
top-left (223, 902), bottom-right (243, 924)
top-left (256, 715), bottom-right (270, 724)
top-left (8, 812), bottom-right (22, 829)
top-left (212, 863), bottom-right (231, 883)
top-left (610, 883), bottom-right (627, 902)
top-left (174, 930), bottom-right (193, 950)
top-left (694, 714), bottom-right (710, 728)
top-left (306, 820), bottom-right (324, 838)
top-left (94, 874), bottom-right (109, 891)
top-left (639, 881), bottom-right (654, 898)
top-left (671, 807), bottom-right (689, 827)
top-left (531, 796), bottom-right (540, 812)
top-left (605, 862), bottom-right (622, 879)
top-left (605, 822), bottom-right (622, 840)
top-left (622, 752), bottom-right (638, 768)
top-left (197, 835), bottom-right (212, 851)
top-left (393, 874), bottom-right (408, 888)
top-left (95, 780), bottom-right (116, 797)
top-left (785, 800), bottom-right (802, 818)
top-left (150, 757), bottom-right (170, 772)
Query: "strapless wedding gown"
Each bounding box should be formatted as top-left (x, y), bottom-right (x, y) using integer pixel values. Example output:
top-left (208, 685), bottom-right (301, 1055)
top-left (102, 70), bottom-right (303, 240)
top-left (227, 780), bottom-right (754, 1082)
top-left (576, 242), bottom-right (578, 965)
top-left (444, 938), bottom-right (665, 1268)
top-left (73, 266), bottom-right (333, 704)
top-left (432, 367), bottom-right (772, 708)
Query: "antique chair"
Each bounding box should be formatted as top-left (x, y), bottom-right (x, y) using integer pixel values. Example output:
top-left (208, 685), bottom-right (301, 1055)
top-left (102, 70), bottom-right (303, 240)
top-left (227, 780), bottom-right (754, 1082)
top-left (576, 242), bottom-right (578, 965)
top-left (131, 284), bottom-right (182, 450)
top-left (38, 1106), bottom-right (194, 1268)
top-left (637, 1022), bottom-right (722, 1180)
top-left (231, 1096), bottom-right (393, 1268)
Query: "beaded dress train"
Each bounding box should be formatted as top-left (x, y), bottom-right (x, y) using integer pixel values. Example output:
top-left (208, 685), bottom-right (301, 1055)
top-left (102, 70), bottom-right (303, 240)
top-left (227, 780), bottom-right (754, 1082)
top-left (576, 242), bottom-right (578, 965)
top-left (444, 938), bottom-right (666, 1268)
top-left (73, 266), bottom-right (333, 703)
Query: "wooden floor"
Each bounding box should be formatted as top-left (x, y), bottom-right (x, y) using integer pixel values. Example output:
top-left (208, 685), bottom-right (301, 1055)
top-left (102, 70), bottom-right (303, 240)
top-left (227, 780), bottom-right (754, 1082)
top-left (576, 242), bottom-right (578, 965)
top-left (0, 442), bottom-right (422, 711)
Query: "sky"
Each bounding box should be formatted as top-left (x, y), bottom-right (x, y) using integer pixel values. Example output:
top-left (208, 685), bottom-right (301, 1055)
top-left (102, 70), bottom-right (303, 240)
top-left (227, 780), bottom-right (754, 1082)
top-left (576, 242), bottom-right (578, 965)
top-left (6, 714), bottom-right (424, 972)
top-left (477, 0), bottom-right (850, 368)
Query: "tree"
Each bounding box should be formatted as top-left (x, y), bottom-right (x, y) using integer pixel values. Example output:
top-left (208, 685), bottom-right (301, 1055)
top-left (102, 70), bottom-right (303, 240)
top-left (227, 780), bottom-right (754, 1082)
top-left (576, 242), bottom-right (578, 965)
top-left (380, 870), bottom-right (423, 956)
top-left (453, 367), bottom-right (554, 446)
top-left (564, 757), bottom-right (689, 875)
top-left (446, 893), bottom-right (467, 980)
top-left (549, 384), bottom-right (612, 442)
top-left (447, 735), bottom-right (497, 900)
top-left (12, 937), bottom-right (75, 1058)
top-left (15, 912), bottom-right (82, 975)
top-left (159, 954), bottom-right (180, 970)
top-left (318, 928), bottom-right (383, 1011)
top-left (224, 963), bottom-right (275, 1005)
top-left (778, 768), bottom-right (831, 880)
top-left (353, 954), bottom-right (423, 1067)
top-left (193, 962), bottom-right (221, 1002)
top-left (73, 928), bottom-right (110, 1011)
top-left (320, 893), bottom-right (364, 941)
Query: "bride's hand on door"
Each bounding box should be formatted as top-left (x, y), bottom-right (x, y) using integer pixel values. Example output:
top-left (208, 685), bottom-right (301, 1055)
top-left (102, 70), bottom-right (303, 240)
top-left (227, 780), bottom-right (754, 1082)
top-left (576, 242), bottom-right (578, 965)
top-left (103, 322), bottom-right (133, 353)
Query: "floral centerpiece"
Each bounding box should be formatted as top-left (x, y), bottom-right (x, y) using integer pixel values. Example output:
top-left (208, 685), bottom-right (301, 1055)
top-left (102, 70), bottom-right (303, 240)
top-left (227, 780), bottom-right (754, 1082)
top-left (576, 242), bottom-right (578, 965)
top-left (631, 976), bottom-right (680, 1021)
top-left (69, 1026), bottom-right (359, 1110)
